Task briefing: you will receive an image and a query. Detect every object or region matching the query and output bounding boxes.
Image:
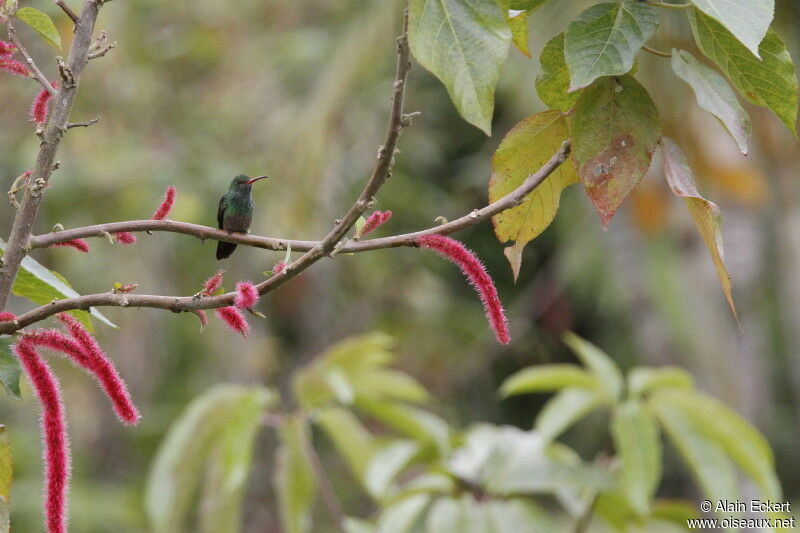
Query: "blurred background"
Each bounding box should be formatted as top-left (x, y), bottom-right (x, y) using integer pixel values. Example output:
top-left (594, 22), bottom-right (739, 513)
top-left (0, 0), bottom-right (798, 530)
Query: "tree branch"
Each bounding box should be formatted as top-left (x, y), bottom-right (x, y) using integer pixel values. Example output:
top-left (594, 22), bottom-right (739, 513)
top-left (4, 22), bottom-right (57, 95)
top-left (0, 0), bottom-right (104, 308)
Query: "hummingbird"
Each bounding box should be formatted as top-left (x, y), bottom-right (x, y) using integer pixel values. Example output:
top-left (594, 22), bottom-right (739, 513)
top-left (216, 174), bottom-right (269, 259)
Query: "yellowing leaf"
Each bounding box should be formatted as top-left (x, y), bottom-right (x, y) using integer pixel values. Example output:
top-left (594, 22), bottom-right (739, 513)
top-left (0, 426), bottom-right (11, 502)
top-left (571, 76), bottom-right (661, 227)
top-left (489, 110), bottom-right (578, 275)
top-left (15, 7), bottom-right (61, 49)
top-left (509, 10), bottom-right (530, 58)
top-left (661, 137), bottom-right (736, 318)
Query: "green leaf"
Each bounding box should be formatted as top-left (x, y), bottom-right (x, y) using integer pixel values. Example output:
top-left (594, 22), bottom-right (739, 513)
top-left (687, 0), bottom-right (773, 58)
top-left (316, 406), bottom-right (377, 483)
top-left (365, 440), bottom-right (420, 500)
top-left (15, 7), bottom-right (61, 49)
top-left (611, 401), bottom-right (661, 515)
top-left (276, 415), bottom-right (317, 533)
top-left (534, 387), bottom-right (607, 443)
top-left (489, 111), bottom-right (578, 276)
top-left (652, 389), bottom-right (781, 499)
top-left (627, 366), bottom-right (694, 398)
top-left (689, 9), bottom-right (798, 133)
top-left (356, 399), bottom-right (451, 456)
top-left (650, 393), bottom-right (740, 508)
top-left (508, 0), bottom-right (549, 10)
top-left (0, 241), bottom-right (116, 329)
top-left (145, 385), bottom-right (275, 533)
top-left (0, 426), bottom-right (11, 503)
top-left (651, 500), bottom-right (700, 524)
top-left (536, 34), bottom-right (580, 112)
top-left (0, 338), bottom-right (21, 399)
top-left (671, 49), bottom-right (751, 154)
top-left (571, 75), bottom-right (661, 227)
top-left (509, 10), bottom-right (530, 58)
top-left (408, 0), bottom-right (511, 134)
top-left (661, 137), bottom-right (737, 318)
top-left (562, 332), bottom-right (623, 401)
top-left (564, 2), bottom-right (659, 91)
top-left (499, 364), bottom-right (600, 397)
top-left (376, 493), bottom-right (432, 533)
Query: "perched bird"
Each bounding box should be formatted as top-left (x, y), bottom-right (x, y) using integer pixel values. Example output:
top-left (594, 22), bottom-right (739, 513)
top-left (216, 174), bottom-right (269, 259)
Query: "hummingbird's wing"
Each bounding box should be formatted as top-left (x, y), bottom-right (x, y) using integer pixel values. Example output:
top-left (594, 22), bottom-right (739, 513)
top-left (217, 195), bottom-right (226, 230)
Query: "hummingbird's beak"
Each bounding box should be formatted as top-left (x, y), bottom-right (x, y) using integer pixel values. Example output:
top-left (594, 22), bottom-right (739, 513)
top-left (245, 175), bottom-right (269, 185)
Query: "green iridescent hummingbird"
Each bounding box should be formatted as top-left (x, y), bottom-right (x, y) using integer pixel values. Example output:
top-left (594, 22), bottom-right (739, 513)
top-left (216, 174), bottom-right (269, 259)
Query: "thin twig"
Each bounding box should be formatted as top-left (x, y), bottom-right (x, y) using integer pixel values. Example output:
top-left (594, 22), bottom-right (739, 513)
top-left (5, 23), bottom-right (57, 95)
top-left (66, 116), bottom-right (100, 128)
top-left (55, 0), bottom-right (80, 23)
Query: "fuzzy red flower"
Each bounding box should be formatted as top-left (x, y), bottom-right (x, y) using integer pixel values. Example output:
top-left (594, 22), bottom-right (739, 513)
top-left (0, 40), bottom-right (17, 56)
top-left (0, 56), bottom-right (30, 77)
top-left (271, 262), bottom-right (286, 276)
top-left (151, 186), bottom-right (176, 220)
top-left (417, 234), bottom-right (510, 344)
top-left (114, 231), bottom-right (137, 245)
top-left (30, 82), bottom-right (57, 124)
top-left (215, 306), bottom-right (249, 337)
top-left (52, 238), bottom-right (90, 253)
top-left (202, 270), bottom-right (224, 296)
top-left (195, 309), bottom-right (208, 329)
top-left (234, 281), bottom-right (259, 309)
top-left (357, 210), bottom-right (392, 238)
top-left (56, 314), bottom-right (140, 425)
top-left (13, 339), bottom-right (70, 533)
top-left (0, 311), bottom-right (16, 322)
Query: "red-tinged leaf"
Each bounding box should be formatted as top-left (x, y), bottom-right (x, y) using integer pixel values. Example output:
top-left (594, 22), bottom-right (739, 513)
top-left (661, 137), bottom-right (737, 319)
top-left (571, 76), bottom-right (661, 227)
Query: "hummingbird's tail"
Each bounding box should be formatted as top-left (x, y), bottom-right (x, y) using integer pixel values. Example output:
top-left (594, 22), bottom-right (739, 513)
top-left (216, 241), bottom-right (237, 260)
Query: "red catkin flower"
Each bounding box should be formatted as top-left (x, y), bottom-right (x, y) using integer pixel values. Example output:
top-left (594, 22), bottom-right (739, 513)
top-left (13, 339), bottom-right (70, 533)
top-left (151, 186), bottom-right (176, 220)
top-left (0, 56), bottom-right (30, 77)
top-left (417, 234), bottom-right (510, 345)
top-left (30, 82), bottom-right (57, 124)
top-left (56, 314), bottom-right (140, 425)
top-left (0, 311), bottom-right (16, 322)
top-left (114, 231), bottom-right (137, 245)
top-left (234, 281), bottom-right (259, 309)
top-left (195, 310), bottom-right (208, 329)
top-left (271, 262), bottom-right (286, 276)
top-left (357, 210), bottom-right (392, 238)
top-left (202, 270), bottom-right (224, 296)
top-left (52, 238), bottom-right (90, 253)
top-left (215, 306), bottom-right (249, 338)
top-left (0, 40), bottom-right (17, 56)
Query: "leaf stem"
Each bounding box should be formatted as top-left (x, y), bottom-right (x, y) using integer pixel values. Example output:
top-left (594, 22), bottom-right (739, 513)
top-left (642, 44), bottom-right (672, 58)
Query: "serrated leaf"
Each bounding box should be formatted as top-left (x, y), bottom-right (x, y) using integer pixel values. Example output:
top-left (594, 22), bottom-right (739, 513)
top-left (671, 49), bottom-right (751, 154)
top-left (688, 0), bottom-right (773, 58)
top-left (535, 387), bottom-right (607, 443)
top-left (15, 7), bottom-right (61, 49)
top-left (563, 332), bottom-right (623, 401)
top-left (564, 2), bottom-right (659, 91)
top-left (536, 33), bottom-right (580, 112)
top-left (499, 364), bottom-right (600, 397)
top-left (276, 415), bottom-right (317, 533)
top-left (628, 366), bottom-right (694, 398)
top-left (611, 401), bottom-right (661, 516)
top-left (0, 426), bottom-right (11, 502)
top-left (489, 111), bottom-right (578, 274)
top-left (689, 9), bottom-right (798, 133)
top-left (145, 385), bottom-right (275, 533)
top-left (509, 10), bottom-right (530, 58)
top-left (0, 338), bottom-right (21, 399)
top-left (652, 389), bottom-right (781, 499)
top-left (0, 240), bottom-right (116, 329)
top-left (408, 0), bottom-right (511, 134)
top-left (661, 137), bottom-right (736, 318)
top-left (571, 76), bottom-right (661, 227)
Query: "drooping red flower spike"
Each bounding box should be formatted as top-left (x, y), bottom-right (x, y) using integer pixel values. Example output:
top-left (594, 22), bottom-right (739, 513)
top-left (52, 238), bottom-right (90, 253)
top-left (234, 281), bottom-right (259, 309)
top-left (30, 82), bottom-right (57, 124)
top-left (151, 186), bottom-right (176, 220)
top-left (202, 270), bottom-right (224, 296)
top-left (0, 40), bottom-right (17, 56)
top-left (114, 231), bottom-right (137, 245)
top-left (13, 338), bottom-right (70, 533)
top-left (0, 56), bottom-right (31, 77)
top-left (417, 234), bottom-right (510, 345)
top-left (56, 314), bottom-right (140, 425)
top-left (0, 311), bottom-right (16, 322)
top-left (357, 210), bottom-right (393, 238)
top-left (215, 306), bottom-right (249, 338)
top-left (194, 309), bottom-right (208, 329)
